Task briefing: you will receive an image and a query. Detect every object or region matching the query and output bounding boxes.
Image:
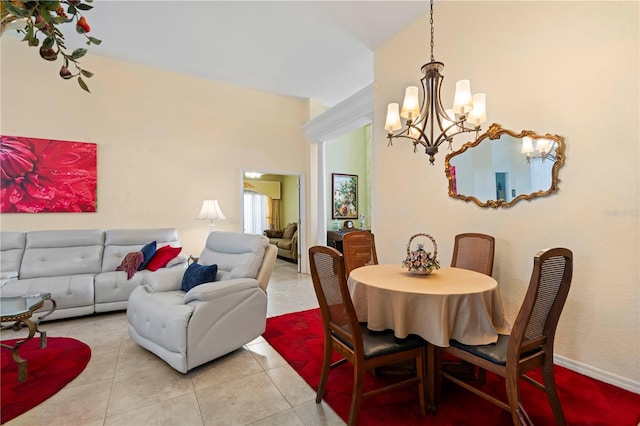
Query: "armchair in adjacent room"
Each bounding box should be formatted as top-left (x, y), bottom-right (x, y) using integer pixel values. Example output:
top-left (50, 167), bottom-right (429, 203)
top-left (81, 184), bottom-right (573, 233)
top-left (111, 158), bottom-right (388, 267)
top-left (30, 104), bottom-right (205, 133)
top-left (127, 231), bottom-right (277, 373)
top-left (264, 222), bottom-right (298, 263)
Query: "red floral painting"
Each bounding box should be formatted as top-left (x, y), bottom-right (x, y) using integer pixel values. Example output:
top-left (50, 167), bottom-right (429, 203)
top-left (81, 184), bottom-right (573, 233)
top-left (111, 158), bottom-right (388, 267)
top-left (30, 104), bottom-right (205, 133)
top-left (1, 135), bottom-right (97, 213)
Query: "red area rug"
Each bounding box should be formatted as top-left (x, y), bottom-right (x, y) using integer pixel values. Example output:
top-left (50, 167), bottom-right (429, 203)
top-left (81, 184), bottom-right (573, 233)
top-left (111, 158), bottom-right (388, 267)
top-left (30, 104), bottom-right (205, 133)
top-left (264, 308), bottom-right (640, 425)
top-left (1, 337), bottom-right (91, 424)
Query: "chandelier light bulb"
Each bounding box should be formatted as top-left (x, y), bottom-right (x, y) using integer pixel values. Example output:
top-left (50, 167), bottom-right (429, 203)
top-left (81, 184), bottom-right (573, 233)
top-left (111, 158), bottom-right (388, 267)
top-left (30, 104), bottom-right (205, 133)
top-left (385, 103), bottom-right (402, 132)
top-left (400, 86), bottom-right (421, 120)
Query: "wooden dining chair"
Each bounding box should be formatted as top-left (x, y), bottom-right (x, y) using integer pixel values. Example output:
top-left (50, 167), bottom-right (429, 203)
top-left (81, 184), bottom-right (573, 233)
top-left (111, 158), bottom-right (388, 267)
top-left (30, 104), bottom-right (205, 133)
top-left (342, 231), bottom-right (378, 278)
top-left (451, 233), bottom-right (495, 276)
top-left (439, 247), bottom-right (573, 425)
top-left (308, 245), bottom-right (427, 426)
top-left (447, 233), bottom-right (496, 381)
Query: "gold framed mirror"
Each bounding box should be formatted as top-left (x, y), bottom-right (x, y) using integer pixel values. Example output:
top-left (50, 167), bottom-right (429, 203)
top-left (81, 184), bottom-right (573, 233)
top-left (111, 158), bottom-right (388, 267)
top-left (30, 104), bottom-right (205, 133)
top-left (445, 123), bottom-right (565, 208)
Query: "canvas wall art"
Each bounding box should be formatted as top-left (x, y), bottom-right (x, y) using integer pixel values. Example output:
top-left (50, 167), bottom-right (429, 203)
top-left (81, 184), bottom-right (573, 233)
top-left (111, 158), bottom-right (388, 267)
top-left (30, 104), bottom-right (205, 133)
top-left (332, 173), bottom-right (358, 219)
top-left (0, 135), bottom-right (97, 213)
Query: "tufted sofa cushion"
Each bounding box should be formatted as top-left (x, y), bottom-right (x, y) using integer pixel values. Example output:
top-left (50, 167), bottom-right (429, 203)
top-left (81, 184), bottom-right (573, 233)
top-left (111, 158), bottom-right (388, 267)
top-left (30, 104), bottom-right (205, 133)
top-left (19, 230), bottom-right (104, 279)
top-left (95, 228), bottom-right (185, 313)
top-left (198, 231), bottom-right (268, 281)
top-left (0, 231), bottom-right (26, 279)
top-left (102, 228), bottom-right (181, 272)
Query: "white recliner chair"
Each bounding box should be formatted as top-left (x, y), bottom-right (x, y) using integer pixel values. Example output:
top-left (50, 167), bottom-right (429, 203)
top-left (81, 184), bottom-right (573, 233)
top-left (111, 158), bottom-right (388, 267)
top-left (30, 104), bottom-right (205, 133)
top-left (127, 231), bottom-right (277, 373)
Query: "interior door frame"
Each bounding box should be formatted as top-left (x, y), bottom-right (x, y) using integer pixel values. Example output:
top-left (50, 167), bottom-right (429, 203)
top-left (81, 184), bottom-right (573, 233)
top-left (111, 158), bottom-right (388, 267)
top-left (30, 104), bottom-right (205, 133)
top-left (239, 170), bottom-right (305, 273)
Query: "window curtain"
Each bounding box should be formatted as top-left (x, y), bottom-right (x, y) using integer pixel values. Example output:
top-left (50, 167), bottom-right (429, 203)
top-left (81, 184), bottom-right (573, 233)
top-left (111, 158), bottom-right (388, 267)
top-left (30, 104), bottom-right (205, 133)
top-left (271, 199), bottom-right (281, 230)
top-left (244, 191), bottom-right (268, 234)
top-left (266, 197), bottom-right (273, 230)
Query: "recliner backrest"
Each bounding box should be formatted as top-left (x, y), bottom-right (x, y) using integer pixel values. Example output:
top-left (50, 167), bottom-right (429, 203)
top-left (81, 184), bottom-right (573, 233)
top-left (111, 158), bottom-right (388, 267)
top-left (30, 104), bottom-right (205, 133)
top-left (199, 232), bottom-right (269, 281)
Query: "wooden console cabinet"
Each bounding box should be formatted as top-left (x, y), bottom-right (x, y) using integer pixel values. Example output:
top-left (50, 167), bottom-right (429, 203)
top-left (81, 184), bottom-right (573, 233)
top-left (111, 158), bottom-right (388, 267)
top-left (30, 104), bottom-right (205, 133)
top-left (327, 229), bottom-right (370, 253)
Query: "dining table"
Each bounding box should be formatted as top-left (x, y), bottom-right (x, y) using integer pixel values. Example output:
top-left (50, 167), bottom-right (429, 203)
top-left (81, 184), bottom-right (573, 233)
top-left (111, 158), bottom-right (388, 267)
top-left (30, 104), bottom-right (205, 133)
top-left (347, 264), bottom-right (512, 412)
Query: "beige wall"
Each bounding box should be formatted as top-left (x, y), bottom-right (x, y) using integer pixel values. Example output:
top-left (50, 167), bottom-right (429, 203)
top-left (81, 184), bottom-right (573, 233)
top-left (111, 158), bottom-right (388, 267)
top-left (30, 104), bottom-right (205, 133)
top-left (374, 1), bottom-right (639, 388)
top-left (281, 175), bottom-right (299, 227)
top-left (0, 36), bottom-right (309, 258)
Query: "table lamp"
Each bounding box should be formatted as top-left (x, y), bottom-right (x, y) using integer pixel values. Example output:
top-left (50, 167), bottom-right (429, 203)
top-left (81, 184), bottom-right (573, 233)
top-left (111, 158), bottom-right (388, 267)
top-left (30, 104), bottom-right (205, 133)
top-left (198, 199), bottom-right (226, 232)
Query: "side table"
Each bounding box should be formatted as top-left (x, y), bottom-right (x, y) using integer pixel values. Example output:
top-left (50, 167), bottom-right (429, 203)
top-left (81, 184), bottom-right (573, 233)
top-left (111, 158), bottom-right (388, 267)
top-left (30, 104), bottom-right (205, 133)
top-left (1, 293), bottom-right (57, 382)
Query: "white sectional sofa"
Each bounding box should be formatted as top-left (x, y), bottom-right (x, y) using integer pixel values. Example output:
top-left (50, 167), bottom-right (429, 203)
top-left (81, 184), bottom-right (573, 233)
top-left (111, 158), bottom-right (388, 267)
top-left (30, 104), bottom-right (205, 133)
top-left (0, 228), bottom-right (187, 321)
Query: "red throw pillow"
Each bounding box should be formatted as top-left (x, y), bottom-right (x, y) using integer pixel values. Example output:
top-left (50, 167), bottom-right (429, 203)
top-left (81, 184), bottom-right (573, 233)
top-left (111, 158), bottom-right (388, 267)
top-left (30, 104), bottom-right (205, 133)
top-left (146, 245), bottom-right (182, 271)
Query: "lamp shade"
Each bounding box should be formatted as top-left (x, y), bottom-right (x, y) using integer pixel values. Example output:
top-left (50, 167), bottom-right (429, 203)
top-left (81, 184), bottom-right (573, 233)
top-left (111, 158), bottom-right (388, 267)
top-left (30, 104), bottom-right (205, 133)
top-left (385, 103), bottom-right (402, 132)
top-left (400, 86), bottom-right (421, 120)
top-left (468, 93), bottom-right (487, 126)
top-left (198, 200), bottom-right (226, 221)
top-left (536, 138), bottom-right (550, 154)
top-left (452, 80), bottom-right (473, 114)
top-left (521, 137), bottom-right (534, 154)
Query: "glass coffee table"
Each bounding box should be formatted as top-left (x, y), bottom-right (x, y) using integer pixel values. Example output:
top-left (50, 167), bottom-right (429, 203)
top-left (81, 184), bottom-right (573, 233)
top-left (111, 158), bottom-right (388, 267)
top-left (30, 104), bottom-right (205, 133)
top-left (1, 293), bottom-right (57, 382)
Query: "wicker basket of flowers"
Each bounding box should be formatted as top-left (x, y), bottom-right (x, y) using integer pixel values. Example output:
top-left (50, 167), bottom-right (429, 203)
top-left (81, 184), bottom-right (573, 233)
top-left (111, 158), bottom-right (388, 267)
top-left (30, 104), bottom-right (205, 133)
top-left (402, 233), bottom-right (440, 275)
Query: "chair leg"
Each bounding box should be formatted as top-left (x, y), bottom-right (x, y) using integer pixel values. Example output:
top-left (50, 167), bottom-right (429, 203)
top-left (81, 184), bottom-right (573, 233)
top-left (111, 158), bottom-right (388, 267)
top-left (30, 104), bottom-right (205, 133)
top-left (416, 347), bottom-right (427, 416)
top-left (517, 403), bottom-right (534, 426)
top-left (316, 340), bottom-right (332, 403)
top-left (348, 362), bottom-right (365, 426)
top-left (541, 359), bottom-right (567, 426)
top-left (505, 368), bottom-right (523, 426)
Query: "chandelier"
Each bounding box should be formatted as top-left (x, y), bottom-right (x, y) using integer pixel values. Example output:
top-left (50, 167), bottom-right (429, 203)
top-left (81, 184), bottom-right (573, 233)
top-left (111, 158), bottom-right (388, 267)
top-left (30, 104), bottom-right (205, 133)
top-left (384, 0), bottom-right (487, 165)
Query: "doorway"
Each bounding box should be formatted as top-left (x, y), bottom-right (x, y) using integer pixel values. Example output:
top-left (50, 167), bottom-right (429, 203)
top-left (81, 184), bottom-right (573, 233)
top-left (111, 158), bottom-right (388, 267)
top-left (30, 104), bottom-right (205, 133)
top-left (495, 172), bottom-right (507, 201)
top-left (241, 171), bottom-right (303, 273)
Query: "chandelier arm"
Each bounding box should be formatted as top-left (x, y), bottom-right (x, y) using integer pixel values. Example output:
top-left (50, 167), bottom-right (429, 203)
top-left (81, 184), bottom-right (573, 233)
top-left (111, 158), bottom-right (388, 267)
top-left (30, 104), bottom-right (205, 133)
top-left (434, 121), bottom-right (475, 145)
top-left (387, 133), bottom-right (428, 149)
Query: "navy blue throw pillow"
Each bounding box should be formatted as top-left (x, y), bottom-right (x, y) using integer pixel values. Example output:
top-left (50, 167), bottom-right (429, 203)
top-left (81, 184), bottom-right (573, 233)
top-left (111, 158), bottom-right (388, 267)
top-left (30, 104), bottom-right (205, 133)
top-left (181, 263), bottom-right (218, 292)
top-left (138, 241), bottom-right (157, 270)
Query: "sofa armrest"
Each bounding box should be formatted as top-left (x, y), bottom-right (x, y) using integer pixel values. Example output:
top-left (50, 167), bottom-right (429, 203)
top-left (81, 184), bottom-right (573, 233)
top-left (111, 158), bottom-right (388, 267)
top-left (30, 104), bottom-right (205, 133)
top-left (184, 278), bottom-right (261, 303)
top-left (166, 253), bottom-right (188, 268)
top-left (144, 267), bottom-right (185, 292)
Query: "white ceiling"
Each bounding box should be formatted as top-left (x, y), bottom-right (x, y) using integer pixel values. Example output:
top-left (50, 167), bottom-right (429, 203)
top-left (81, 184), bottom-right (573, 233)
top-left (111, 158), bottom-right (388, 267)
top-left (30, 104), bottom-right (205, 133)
top-left (83, 1), bottom-right (427, 106)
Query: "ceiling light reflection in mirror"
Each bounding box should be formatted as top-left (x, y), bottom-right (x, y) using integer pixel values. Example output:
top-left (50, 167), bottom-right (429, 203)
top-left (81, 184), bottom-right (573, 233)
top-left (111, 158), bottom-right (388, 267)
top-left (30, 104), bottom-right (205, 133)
top-left (444, 124), bottom-right (565, 209)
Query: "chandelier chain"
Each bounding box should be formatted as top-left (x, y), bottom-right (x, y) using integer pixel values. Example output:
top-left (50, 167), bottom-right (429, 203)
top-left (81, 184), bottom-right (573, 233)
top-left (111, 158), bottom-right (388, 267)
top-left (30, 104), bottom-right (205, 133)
top-left (430, 0), bottom-right (434, 62)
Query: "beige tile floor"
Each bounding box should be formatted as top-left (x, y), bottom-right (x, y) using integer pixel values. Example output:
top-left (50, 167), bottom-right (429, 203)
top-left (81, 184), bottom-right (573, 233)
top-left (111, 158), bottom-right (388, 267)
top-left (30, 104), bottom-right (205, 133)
top-left (2, 259), bottom-right (346, 426)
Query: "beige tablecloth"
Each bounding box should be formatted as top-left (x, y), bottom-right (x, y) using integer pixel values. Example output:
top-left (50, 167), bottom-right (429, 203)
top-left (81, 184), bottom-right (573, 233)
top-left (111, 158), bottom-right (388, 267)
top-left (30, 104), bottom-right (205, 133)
top-left (348, 265), bottom-right (512, 347)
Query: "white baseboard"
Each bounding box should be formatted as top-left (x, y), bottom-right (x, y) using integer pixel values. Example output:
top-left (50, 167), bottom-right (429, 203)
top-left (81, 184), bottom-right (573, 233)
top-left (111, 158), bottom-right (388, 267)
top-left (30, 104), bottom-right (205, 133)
top-left (555, 354), bottom-right (640, 394)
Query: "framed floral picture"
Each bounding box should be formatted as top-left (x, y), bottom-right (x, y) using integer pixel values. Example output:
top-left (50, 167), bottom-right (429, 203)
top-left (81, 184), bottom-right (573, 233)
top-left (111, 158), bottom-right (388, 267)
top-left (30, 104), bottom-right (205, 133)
top-left (332, 173), bottom-right (358, 219)
top-left (0, 135), bottom-right (97, 213)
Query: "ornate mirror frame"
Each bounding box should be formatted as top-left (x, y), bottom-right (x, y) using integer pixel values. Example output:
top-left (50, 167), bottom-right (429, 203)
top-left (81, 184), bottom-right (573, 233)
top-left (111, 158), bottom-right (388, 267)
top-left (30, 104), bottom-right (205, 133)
top-left (444, 123), bottom-right (565, 208)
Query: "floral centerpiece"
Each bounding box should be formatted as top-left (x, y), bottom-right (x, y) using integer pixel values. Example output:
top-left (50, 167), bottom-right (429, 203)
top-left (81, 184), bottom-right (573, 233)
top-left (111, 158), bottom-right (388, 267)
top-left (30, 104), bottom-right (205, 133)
top-left (402, 233), bottom-right (440, 275)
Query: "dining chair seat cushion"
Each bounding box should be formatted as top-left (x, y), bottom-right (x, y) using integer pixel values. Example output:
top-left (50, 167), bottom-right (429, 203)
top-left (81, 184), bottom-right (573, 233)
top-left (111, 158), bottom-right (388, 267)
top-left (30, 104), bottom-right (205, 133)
top-left (450, 334), bottom-right (509, 365)
top-left (450, 334), bottom-right (542, 366)
top-left (334, 324), bottom-right (425, 359)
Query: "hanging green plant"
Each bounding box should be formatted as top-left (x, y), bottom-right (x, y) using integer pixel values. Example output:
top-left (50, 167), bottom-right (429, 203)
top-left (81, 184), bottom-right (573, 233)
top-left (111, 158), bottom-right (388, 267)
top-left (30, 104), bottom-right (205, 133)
top-left (1, 0), bottom-right (101, 92)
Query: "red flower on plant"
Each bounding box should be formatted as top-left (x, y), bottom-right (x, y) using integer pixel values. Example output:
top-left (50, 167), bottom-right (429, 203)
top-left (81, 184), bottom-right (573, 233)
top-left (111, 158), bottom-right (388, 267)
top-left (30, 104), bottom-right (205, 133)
top-left (0, 136), bottom-right (97, 213)
top-left (76, 16), bottom-right (91, 33)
